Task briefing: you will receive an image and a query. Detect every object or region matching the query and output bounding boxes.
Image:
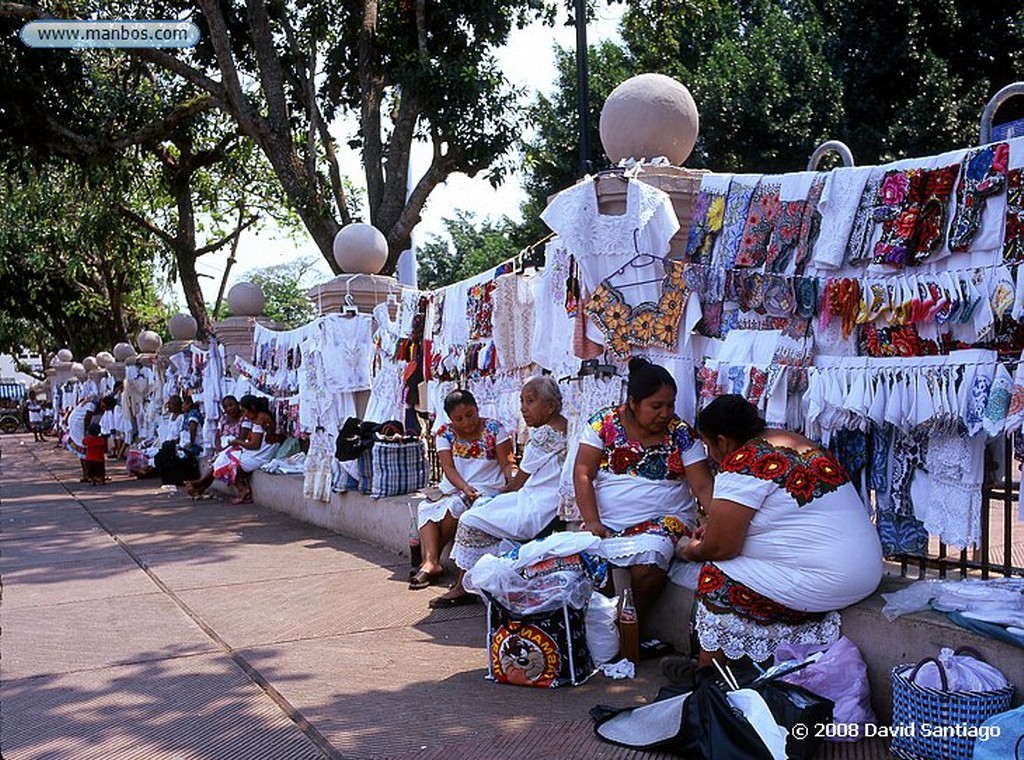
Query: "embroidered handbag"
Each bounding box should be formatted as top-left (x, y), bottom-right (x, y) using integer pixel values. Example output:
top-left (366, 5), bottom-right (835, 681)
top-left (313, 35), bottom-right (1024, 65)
top-left (891, 647), bottom-right (1014, 760)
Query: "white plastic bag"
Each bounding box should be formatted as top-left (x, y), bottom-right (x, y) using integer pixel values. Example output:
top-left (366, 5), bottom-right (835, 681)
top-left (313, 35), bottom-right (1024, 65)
top-left (585, 593), bottom-right (619, 666)
top-left (913, 648), bottom-right (1010, 692)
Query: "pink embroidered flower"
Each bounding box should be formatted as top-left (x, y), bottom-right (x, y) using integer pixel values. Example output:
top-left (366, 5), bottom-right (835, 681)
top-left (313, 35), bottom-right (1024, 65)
top-left (880, 172), bottom-right (909, 206)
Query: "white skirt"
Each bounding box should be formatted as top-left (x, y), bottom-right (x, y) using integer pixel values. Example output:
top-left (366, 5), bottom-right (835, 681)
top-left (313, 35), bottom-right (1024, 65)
top-left (601, 533), bottom-right (675, 571)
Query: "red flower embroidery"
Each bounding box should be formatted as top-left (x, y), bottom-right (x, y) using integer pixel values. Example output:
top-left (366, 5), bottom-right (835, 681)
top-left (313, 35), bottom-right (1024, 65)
top-left (697, 565), bottom-right (723, 594)
top-left (609, 446), bottom-right (641, 474)
top-left (750, 451), bottom-right (790, 480)
top-left (784, 465), bottom-right (815, 503)
top-left (667, 449), bottom-right (684, 475)
top-left (810, 454), bottom-right (846, 486)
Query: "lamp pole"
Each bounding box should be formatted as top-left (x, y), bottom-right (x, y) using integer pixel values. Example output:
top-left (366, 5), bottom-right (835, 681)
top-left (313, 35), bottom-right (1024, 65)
top-left (574, 0), bottom-right (590, 177)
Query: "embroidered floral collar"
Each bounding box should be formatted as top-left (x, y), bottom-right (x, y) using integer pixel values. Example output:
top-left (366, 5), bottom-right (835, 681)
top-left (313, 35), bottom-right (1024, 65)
top-left (721, 437), bottom-right (848, 506)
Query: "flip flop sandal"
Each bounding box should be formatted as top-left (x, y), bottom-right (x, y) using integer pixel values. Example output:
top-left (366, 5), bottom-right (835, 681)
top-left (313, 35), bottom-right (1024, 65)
top-left (408, 570), bottom-right (442, 590)
top-left (428, 593), bottom-right (479, 609)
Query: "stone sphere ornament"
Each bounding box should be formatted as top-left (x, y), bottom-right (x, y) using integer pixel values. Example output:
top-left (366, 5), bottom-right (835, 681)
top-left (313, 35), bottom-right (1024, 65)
top-left (333, 223), bottom-right (388, 274)
top-left (599, 73), bottom-right (700, 166)
top-left (57, 348), bottom-right (73, 362)
top-left (113, 342), bottom-right (136, 362)
top-left (96, 351), bottom-right (115, 368)
top-left (82, 356), bottom-right (99, 372)
top-left (227, 281), bottom-right (265, 317)
top-left (136, 330), bottom-right (163, 353)
top-left (71, 362), bottom-right (86, 379)
top-left (168, 313), bottom-right (198, 341)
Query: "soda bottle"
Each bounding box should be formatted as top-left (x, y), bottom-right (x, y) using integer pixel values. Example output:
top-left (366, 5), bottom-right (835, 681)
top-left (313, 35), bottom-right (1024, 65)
top-left (618, 587), bottom-right (640, 664)
top-left (408, 505), bottom-right (422, 571)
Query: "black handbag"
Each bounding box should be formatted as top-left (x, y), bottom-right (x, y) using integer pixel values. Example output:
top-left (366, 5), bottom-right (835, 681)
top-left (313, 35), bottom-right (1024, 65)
top-left (591, 667), bottom-right (834, 759)
top-left (591, 671), bottom-right (775, 758)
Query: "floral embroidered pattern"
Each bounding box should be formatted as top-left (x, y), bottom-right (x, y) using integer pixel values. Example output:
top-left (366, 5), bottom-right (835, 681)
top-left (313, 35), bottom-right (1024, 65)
top-left (872, 164), bottom-right (960, 267)
top-left (587, 406), bottom-right (697, 481)
top-left (612, 515), bottom-right (691, 542)
top-left (1005, 168), bottom-right (1024, 262)
top-left (687, 190), bottom-right (728, 263)
top-left (697, 563), bottom-right (827, 624)
top-left (735, 180), bottom-right (782, 267)
top-left (584, 260), bottom-right (691, 358)
top-left (437, 418), bottom-right (503, 460)
top-left (949, 142), bottom-right (1009, 252)
top-left (721, 438), bottom-right (848, 507)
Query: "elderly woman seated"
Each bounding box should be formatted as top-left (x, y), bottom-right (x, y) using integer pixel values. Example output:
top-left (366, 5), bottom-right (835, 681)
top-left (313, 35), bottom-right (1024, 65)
top-left (574, 358), bottom-right (713, 625)
top-left (432, 376), bottom-right (569, 608)
top-left (677, 394), bottom-right (883, 669)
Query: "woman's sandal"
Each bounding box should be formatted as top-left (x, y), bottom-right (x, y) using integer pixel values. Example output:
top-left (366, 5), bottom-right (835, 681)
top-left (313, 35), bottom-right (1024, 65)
top-left (230, 494), bottom-right (253, 505)
top-left (408, 570), bottom-right (443, 590)
top-left (428, 592), bottom-right (479, 609)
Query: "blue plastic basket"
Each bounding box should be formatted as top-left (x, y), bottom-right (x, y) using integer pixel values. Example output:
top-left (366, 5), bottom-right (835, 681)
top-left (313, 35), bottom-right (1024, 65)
top-left (890, 652), bottom-right (1015, 760)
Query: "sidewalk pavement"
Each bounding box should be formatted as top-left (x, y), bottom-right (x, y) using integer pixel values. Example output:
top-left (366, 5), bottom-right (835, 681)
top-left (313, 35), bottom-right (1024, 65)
top-left (1, 436), bottom-right (890, 759)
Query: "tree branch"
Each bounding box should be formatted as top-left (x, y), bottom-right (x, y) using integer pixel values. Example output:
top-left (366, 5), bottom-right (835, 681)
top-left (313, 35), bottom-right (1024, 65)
top-left (359, 0), bottom-right (385, 215)
top-left (117, 203), bottom-right (176, 247)
top-left (195, 214), bottom-right (259, 256)
top-left (387, 153), bottom-right (450, 253)
top-left (194, 0), bottom-right (264, 136)
top-left (379, 87), bottom-right (421, 221)
top-left (244, 0), bottom-right (292, 135)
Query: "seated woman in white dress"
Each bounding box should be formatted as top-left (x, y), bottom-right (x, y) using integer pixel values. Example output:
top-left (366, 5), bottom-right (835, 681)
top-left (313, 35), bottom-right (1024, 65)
top-left (678, 395), bottom-right (883, 667)
top-left (125, 395), bottom-right (184, 477)
top-left (209, 394), bottom-right (281, 504)
top-left (435, 376), bottom-right (569, 608)
top-left (574, 358), bottom-right (714, 624)
top-left (410, 389), bottom-right (515, 591)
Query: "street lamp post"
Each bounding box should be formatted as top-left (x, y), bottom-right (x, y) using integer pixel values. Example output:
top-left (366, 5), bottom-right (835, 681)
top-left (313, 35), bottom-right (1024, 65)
top-left (574, 0), bottom-right (590, 177)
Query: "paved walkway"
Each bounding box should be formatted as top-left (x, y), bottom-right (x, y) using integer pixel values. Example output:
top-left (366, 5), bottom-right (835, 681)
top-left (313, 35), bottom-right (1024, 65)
top-left (1, 436), bottom-right (889, 759)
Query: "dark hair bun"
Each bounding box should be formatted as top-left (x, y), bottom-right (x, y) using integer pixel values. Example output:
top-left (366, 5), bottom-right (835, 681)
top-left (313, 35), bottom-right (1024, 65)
top-left (627, 357), bottom-right (676, 402)
top-left (628, 357), bottom-right (653, 374)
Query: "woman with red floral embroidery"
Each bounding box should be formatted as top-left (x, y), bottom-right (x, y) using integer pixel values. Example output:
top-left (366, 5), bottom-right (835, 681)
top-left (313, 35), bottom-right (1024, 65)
top-left (410, 389), bottom-right (515, 592)
top-left (680, 394), bottom-right (882, 668)
top-left (574, 358), bottom-right (714, 623)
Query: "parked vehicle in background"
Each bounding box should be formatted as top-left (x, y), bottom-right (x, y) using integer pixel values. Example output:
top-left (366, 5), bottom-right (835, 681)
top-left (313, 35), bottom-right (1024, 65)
top-left (0, 382), bottom-right (27, 433)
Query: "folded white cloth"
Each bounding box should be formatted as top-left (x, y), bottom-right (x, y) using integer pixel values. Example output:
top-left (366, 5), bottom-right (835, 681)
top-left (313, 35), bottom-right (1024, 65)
top-left (600, 659), bottom-right (636, 680)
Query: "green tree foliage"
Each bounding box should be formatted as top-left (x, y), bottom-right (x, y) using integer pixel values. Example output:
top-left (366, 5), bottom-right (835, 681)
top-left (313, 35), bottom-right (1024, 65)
top-left (0, 0), bottom-right (566, 274)
top-left (0, 160), bottom-right (173, 358)
top-left (520, 0), bottom-right (1024, 226)
top-left (230, 257), bottom-right (321, 329)
top-left (416, 211), bottom-right (519, 290)
top-left (811, 0), bottom-right (1024, 162)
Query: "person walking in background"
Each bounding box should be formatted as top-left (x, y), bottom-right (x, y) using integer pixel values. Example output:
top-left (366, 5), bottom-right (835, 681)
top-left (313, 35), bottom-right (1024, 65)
top-left (25, 390), bottom-right (46, 442)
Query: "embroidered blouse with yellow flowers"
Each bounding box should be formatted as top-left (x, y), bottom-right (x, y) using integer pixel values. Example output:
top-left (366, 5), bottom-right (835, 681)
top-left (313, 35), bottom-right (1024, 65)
top-left (584, 260), bottom-right (692, 358)
top-left (435, 418), bottom-right (510, 497)
top-left (578, 405), bottom-right (707, 532)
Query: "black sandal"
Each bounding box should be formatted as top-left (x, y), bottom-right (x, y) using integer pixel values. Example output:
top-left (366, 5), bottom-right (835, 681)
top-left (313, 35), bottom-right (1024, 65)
top-left (408, 570), bottom-right (443, 590)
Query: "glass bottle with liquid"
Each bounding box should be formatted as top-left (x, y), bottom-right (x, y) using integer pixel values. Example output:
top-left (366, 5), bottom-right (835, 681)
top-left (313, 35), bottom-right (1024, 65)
top-left (618, 587), bottom-right (640, 664)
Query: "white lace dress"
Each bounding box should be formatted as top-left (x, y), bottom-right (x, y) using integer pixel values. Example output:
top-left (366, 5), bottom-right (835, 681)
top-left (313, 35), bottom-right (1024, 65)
top-left (541, 177), bottom-right (679, 345)
top-left (364, 303), bottom-right (407, 424)
top-left (451, 424), bottom-right (567, 571)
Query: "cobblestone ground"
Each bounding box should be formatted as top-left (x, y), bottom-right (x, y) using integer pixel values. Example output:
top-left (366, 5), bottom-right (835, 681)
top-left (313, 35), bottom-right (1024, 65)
top-left (0, 436), bottom-right (890, 759)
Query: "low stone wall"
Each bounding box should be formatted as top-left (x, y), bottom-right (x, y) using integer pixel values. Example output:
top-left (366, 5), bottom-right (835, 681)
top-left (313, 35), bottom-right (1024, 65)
top-left (240, 470), bottom-right (1023, 721)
